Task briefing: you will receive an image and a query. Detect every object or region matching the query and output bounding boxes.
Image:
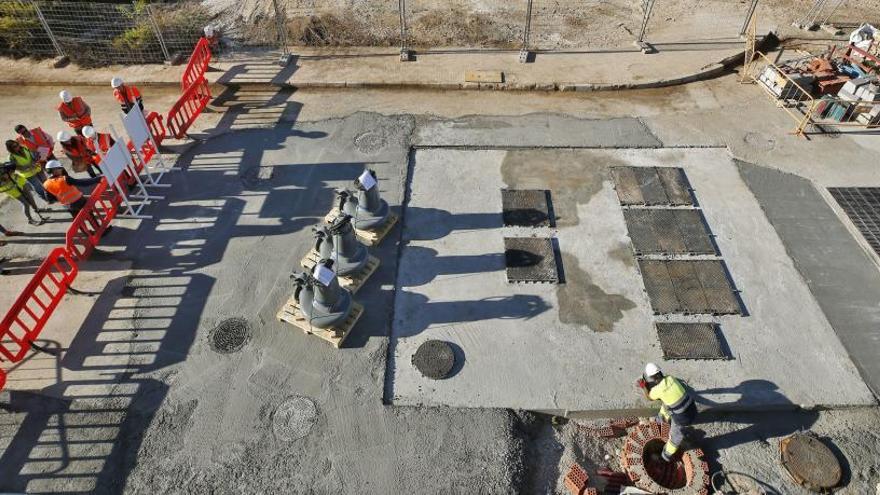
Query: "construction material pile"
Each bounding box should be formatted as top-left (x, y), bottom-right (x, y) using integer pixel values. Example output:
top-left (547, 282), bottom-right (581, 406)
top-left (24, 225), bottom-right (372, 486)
top-left (757, 24), bottom-right (880, 127)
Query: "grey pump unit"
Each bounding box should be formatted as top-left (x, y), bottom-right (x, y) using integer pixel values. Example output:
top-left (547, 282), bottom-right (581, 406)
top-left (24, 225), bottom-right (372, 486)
top-left (292, 259), bottom-right (353, 329)
top-left (336, 169), bottom-right (389, 231)
top-left (313, 214), bottom-right (368, 276)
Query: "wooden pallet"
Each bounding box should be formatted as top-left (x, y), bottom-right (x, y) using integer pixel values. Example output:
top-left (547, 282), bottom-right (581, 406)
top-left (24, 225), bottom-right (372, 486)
top-left (299, 251), bottom-right (380, 294)
top-left (323, 207), bottom-right (399, 247)
top-left (276, 298), bottom-right (364, 348)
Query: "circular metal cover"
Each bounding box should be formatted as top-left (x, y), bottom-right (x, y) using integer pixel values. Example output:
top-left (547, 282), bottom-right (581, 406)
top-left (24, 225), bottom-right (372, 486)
top-left (412, 340), bottom-right (455, 379)
top-left (208, 317), bottom-right (251, 354)
top-left (273, 396), bottom-right (318, 441)
top-left (780, 433), bottom-right (841, 491)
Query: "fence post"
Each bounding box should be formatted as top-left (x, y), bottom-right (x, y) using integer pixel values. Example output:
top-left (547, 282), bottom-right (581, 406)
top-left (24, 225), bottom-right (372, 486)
top-left (739, 0), bottom-right (759, 37)
top-left (272, 0), bottom-right (291, 66)
top-left (146, 3), bottom-right (171, 63)
top-left (519, 0), bottom-right (533, 63)
top-left (635, 0), bottom-right (656, 53)
top-left (30, 0), bottom-right (65, 58)
top-left (398, 0), bottom-right (411, 61)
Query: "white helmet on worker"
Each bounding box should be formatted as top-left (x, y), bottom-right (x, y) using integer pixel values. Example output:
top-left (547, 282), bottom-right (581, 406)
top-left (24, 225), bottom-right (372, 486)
top-left (204, 25), bottom-right (214, 37)
top-left (59, 90), bottom-right (72, 103)
top-left (644, 362), bottom-right (662, 378)
top-left (111, 77), bottom-right (123, 88)
top-left (45, 160), bottom-right (63, 170)
top-left (56, 130), bottom-right (73, 143)
top-left (82, 126), bottom-right (96, 138)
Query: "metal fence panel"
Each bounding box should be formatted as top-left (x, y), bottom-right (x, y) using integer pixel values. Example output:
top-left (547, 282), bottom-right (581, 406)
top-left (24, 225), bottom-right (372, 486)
top-left (0, 0), bottom-right (57, 58)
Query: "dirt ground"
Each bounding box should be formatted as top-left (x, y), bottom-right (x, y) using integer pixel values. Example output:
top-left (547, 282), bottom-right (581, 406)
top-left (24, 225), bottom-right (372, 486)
top-left (202, 0), bottom-right (880, 49)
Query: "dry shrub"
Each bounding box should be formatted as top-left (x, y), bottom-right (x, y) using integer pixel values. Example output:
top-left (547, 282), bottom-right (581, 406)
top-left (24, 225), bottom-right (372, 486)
top-left (409, 8), bottom-right (519, 48)
top-left (287, 10), bottom-right (398, 46)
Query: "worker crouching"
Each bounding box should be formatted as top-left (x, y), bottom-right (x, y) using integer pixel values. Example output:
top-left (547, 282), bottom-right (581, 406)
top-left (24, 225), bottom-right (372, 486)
top-left (637, 363), bottom-right (698, 462)
top-left (43, 160), bottom-right (104, 225)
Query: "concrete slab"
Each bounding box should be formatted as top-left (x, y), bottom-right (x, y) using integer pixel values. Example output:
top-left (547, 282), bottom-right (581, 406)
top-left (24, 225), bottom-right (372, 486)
top-left (389, 148), bottom-right (875, 412)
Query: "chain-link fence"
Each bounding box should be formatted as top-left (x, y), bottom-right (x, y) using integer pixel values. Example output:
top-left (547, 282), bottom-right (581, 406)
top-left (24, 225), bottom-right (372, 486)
top-left (0, 0), bottom-right (210, 66)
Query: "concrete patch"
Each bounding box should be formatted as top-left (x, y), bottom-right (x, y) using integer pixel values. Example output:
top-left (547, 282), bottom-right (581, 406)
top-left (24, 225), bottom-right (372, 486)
top-left (557, 252), bottom-right (636, 330)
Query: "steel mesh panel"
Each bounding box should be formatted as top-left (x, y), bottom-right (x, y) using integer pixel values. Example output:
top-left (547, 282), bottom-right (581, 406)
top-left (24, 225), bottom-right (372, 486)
top-left (611, 167), bottom-right (694, 206)
top-left (829, 187), bottom-right (880, 256)
top-left (624, 209), bottom-right (715, 255)
top-left (504, 237), bottom-right (559, 283)
top-left (501, 189), bottom-right (552, 227)
top-left (611, 167), bottom-right (643, 205)
top-left (676, 210), bottom-right (716, 254)
top-left (656, 167), bottom-right (693, 206)
top-left (634, 167), bottom-right (668, 205)
top-left (656, 323), bottom-right (728, 359)
top-left (639, 260), bottom-right (740, 315)
top-left (639, 260), bottom-right (678, 313)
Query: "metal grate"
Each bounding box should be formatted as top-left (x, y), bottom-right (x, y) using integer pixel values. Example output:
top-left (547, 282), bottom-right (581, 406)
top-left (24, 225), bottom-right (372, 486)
top-left (208, 317), bottom-right (251, 354)
top-left (780, 433), bottom-right (842, 491)
top-left (412, 340), bottom-right (456, 379)
top-left (656, 323), bottom-right (729, 359)
top-left (829, 187), bottom-right (880, 256)
top-left (504, 237), bottom-right (560, 283)
top-left (611, 167), bottom-right (693, 206)
top-left (623, 209), bottom-right (716, 255)
top-left (501, 189), bottom-right (553, 227)
top-left (639, 260), bottom-right (740, 315)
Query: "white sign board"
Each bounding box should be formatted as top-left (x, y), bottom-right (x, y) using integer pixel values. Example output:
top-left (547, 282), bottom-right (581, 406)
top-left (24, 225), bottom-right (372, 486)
top-left (313, 264), bottom-right (336, 287)
top-left (358, 170), bottom-right (376, 190)
top-left (122, 103), bottom-right (151, 149)
top-left (100, 142), bottom-right (132, 186)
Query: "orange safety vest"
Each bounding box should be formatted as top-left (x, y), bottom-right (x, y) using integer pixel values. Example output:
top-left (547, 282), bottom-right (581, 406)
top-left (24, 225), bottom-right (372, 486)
top-left (113, 85), bottom-right (142, 110)
top-left (85, 133), bottom-right (114, 154)
top-left (17, 127), bottom-right (53, 157)
top-left (43, 176), bottom-right (83, 205)
top-left (57, 97), bottom-right (92, 129)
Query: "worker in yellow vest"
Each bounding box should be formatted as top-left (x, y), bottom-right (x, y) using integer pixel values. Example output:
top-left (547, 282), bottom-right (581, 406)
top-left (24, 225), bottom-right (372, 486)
top-left (6, 140), bottom-right (49, 203)
top-left (637, 363), bottom-right (698, 462)
top-left (43, 160), bottom-right (102, 219)
top-left (1, 162), bottom-right (45, 226)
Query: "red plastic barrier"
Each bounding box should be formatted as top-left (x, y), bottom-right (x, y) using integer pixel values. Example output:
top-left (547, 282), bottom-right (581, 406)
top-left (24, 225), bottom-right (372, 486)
top-left (128, 111), bottom-right (166, 166)
top-left (181, 37), bottom-right (211, 92)
top-left (0, 248), bottom-right (78, 362)
top-left (65, 179), bottom-right (120, 263)
top-left (167, 76), bottom-right (211, 139)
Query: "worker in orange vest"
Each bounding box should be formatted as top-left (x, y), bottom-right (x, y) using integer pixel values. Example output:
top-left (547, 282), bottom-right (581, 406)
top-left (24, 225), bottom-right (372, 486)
top-left (82, 126), bottom-right (115, 155)
top-left (111, 77), bottom-right (144, 114)
top-left (57, 131), bottom-right (101, 178)
top-left (57, 90), bottom-right (92, 135)
top-left (14, 124), bottom-right (55, 163)
top-left (43, 160), bottom-right (104, 221)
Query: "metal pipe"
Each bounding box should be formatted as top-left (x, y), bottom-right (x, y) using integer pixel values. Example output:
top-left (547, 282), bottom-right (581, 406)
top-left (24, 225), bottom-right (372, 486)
top-left (739, 0), bottom-right (759, 36)
top-left (31, 0), bottom-right (65, 57)
top-left (637, 0), bottom-right (656, 44)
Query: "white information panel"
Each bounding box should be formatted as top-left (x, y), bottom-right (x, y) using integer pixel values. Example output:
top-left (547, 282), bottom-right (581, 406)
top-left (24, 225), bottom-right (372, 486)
top-left (122, 103), bottom-right (151, 149)
top-left (100, 142), bottom-right (132, 185)
top-left (358, 170), bottom-right (376, 190)
top-left (313, 264), bottom-right (336, 287)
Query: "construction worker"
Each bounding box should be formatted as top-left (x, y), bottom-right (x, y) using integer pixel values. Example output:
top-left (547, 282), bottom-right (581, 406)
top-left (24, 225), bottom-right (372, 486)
top-left (14, 124), bottom-right (55, 162)
top-left (43, 160), bottom-right (103, 220)
top-left (57, 90), bottom-right (92, 135)
top-left (82, 125), bottom-right (116, 156)
top-left (111, 77), bottom-right (143, 114)
top-left (637, 363), bottom-right (697, 462)
top-left (0, 162), bottom-right (45, 226)
top-left (6, 140), bottom-right (49, 202)
top-left (57, 131), bottom-right (101, 178)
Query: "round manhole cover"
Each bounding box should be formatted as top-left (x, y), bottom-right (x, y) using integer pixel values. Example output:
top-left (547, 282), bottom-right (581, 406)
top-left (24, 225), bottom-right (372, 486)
top-left (412, 340), bottom-right (455, 379)
top-left (208, 318), bottom-right (251, 354)
top-left (780, 433), bottom-right (842, 491)
top-left (272, 396), bottom-right (317, 441)
top-left (354, 131), bottom-right (387, 154)
top-left (744, 132), bottom-right (776, 151)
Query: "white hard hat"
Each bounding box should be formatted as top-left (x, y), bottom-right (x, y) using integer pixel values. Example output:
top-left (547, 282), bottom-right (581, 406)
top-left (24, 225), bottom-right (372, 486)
top-left (45, 159), bottom-right (63, 170)
top-left (111, 77), bottom-right (123, 88)
top-left (59, 90), bottom-right (72, 103)
top-left (203, 25), bottom-right (214, 37)
top-left (56, 130), bottom-right (73, 143)
top-left (644, 362), bottom-right (662, 377)
top-left (82, 126), bottom-right (96, 138)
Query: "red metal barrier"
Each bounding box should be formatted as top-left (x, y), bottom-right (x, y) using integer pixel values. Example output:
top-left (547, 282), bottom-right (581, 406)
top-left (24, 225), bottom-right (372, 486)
top-left (181, 37), bottom-right (211, 92)
top-left (167, 76), bottom-right (211, 139)
top-left (65, 179), bottom-right (120, 263)
top-left (0, 248), bottom-right (78, 362)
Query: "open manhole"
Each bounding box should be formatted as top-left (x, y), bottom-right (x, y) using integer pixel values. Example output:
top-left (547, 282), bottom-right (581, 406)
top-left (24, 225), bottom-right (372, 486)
top-left (780, 433), bottom-right (842, 492)
top-left (501, 189), bottom-right (553, 227)
top-left (621, 423), bottom-right (711, 493)
top-left (504, 237), bottom-right (560, 283)
top-left (643, 439), bottom-right (688, 490)
top-left (412, 340), bottom-right (456, 379)
top-left (272, 396), bottom-right (318, 441)
top-left (208, 317), bottom-right (251, 354)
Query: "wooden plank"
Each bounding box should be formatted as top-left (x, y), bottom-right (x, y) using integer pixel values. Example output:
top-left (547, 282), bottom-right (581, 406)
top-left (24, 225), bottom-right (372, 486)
top-left (464, 70), bottom-right (504, 83)
top-left (300, 252), bottom-right (380, 295)
top-left (276, 297), bottom-right (363, 348)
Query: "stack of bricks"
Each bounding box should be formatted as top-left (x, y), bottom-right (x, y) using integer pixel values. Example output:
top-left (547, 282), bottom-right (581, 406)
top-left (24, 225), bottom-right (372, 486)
top-left (597, 468), bottom-right (632, 494)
